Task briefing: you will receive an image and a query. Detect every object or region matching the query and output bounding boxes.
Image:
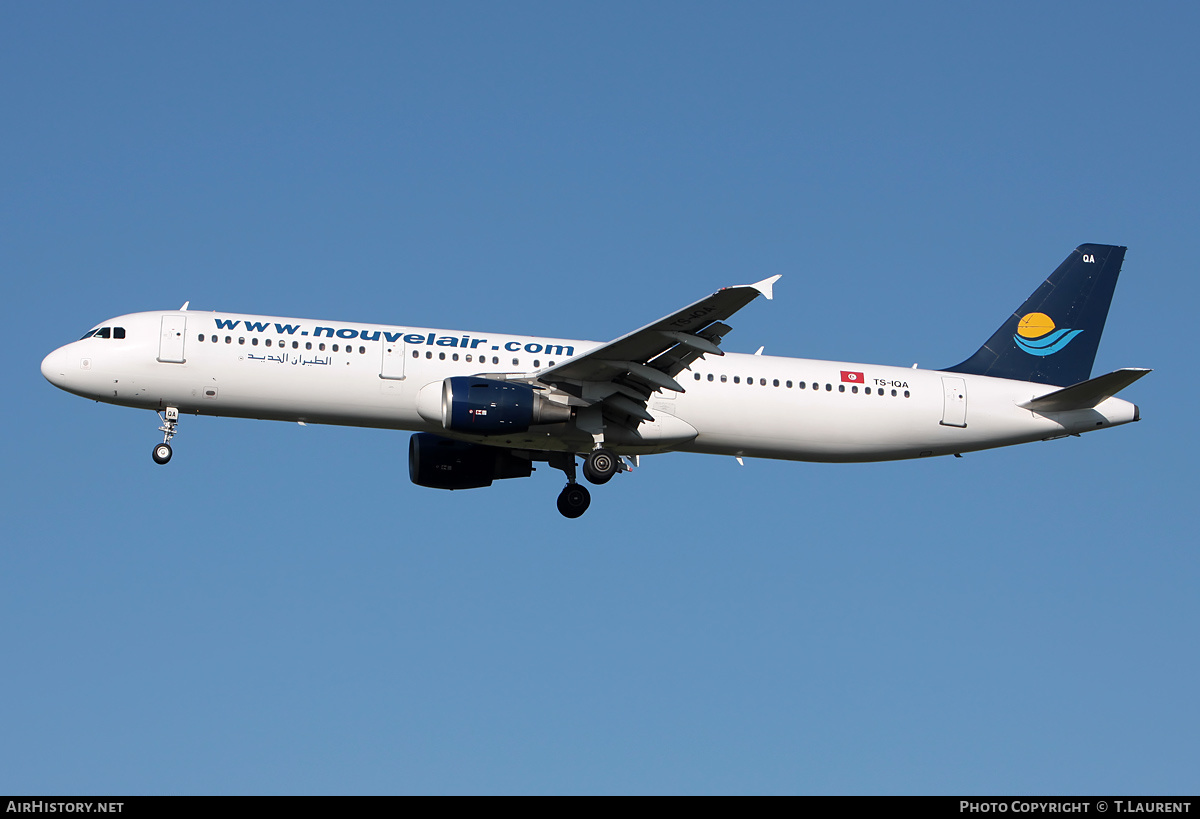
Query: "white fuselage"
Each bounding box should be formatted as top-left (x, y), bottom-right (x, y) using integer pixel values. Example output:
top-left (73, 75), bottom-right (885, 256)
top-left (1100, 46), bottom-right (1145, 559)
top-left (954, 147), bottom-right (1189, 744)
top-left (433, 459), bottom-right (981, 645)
top-left (40, 309), bottom-right (1140, 463)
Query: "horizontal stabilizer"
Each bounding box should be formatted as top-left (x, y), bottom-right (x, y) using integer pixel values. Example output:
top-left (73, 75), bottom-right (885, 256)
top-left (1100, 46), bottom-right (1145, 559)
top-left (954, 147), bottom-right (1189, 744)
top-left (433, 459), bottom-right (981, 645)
top-left (1019, 368), bottom-right (1151, 412)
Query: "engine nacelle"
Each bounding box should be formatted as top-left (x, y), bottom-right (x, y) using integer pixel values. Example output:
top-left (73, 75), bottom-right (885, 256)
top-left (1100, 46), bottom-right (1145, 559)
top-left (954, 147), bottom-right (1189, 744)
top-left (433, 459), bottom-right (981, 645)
top-left (408, 433), bottom-right (534, 490)
top-left (418, 376), bottom-right (571, 435)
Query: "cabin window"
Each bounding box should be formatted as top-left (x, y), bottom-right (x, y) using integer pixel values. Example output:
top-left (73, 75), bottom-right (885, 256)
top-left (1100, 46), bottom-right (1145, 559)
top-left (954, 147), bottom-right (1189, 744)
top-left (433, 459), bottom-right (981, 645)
top-left (720, 375), bottom-right (727, 383)
top-left (265, 339), bottom-right (271, 347)
top-left (293, 341), bottom-right (299, 349)
top-left (733, 376), bottom-right (740, 384)
top-left (825, 383), bottom-right (831, 391)
top-left (865, 387), bottom-right (871, 394)
top-left (694, 373), bottom-right (701, 381)
top-left (773, 379), bottom-right (779, 387)
top-left (305, 342), bottom-right (312, 350)
top-left (904, 390), bottom-right (911, 398)
top-left (425, 351), bottom-right (432, 359)
top-left (708, 374), bottom-right (714, 382)
top-left (453, 353), bottom-right (459, 361)
top-left (319, 343), bottom-right (326, 351)
top-left (891, 389), bottom-right (897, 396)
top-left (465, 354), bottom-right (472, 363)
top-left (225, 336), bottom-right (232, 344)
top-left (838, 384), bottom-right (845, 392)
top-left (212, 336), bottom-right (218, 343)
top-left (198, 334), bottom-right (205, 342)
top-left (252, 338), bottom-right (259, 346)
top-left (512, 358), bottom-right (519, 366)
top-left (533, 359), bottom-right (540, 367)
top-left (238, 337), bottom-right (245, 345)
top-left (786, 380), bottom-right (793, 388)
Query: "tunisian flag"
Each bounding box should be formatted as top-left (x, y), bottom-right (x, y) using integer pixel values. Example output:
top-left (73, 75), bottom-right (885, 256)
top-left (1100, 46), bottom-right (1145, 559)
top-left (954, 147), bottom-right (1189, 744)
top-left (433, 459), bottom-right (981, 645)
top-left (840, 371), bottom-right (864, 383)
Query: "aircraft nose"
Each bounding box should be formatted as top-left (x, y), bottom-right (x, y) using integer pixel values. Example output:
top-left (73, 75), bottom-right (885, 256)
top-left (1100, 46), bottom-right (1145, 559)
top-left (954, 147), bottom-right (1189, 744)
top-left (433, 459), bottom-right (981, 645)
top-left (41, 345), bottom-right (71, 389)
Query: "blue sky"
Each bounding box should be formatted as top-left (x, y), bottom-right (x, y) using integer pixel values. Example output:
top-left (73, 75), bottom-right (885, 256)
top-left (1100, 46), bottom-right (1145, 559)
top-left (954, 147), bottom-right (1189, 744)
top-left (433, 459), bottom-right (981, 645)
top-left (3, 2), bottom-right (1197, 794)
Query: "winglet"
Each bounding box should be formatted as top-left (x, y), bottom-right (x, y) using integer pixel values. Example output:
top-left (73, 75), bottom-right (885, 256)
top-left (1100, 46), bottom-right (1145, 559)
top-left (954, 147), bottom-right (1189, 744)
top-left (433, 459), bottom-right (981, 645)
top-left (179, 301), bottom-right (190, 311)
top-left (748, 275), bottom-right (781, 301)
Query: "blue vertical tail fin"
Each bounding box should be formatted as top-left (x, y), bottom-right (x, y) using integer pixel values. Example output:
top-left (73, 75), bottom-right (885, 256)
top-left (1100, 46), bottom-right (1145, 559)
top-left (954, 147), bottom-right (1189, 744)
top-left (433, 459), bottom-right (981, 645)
top-left (943, 243), bottom-right (1126, 386)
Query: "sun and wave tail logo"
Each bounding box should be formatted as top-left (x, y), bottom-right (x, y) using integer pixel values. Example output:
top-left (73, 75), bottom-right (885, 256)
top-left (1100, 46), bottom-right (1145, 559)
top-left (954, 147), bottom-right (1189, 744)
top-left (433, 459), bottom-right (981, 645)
top-left (1013, 312), bottom-right (1083, 356)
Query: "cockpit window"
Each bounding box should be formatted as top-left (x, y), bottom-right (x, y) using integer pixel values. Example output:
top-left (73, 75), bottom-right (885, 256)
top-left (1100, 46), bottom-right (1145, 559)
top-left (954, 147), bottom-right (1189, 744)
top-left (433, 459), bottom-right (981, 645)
top-left (80, 326), bottom-right (126, 340)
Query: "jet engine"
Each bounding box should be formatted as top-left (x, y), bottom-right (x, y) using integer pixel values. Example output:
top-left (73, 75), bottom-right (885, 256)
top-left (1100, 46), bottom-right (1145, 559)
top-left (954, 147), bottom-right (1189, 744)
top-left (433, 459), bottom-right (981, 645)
top-left (408, 433), bottom-right (534, 490)
top-left (417, 376), bottom-right (571, 435)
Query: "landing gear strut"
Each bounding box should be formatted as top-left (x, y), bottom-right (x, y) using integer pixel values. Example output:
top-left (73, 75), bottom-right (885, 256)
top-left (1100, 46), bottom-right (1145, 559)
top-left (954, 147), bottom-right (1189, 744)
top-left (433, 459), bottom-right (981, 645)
top-left (153, 407), bottom-right (179, 465)
top-left (550, 451), bottom-right (592, 519)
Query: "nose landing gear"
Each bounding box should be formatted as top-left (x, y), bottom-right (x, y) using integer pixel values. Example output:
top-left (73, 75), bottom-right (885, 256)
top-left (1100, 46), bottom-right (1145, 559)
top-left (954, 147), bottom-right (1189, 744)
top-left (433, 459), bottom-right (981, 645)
top-left (153, 407), bottom-right (179, 465)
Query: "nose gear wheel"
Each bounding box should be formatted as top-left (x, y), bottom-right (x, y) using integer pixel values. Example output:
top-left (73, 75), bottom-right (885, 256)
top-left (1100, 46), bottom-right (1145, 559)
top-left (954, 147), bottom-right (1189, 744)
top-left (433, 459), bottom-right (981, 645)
top-left (153, 407), bottom-right (179, 465)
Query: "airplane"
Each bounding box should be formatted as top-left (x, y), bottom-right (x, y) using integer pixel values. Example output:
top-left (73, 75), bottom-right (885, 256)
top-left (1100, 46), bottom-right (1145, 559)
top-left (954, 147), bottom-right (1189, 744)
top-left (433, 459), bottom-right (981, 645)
top-left (41, 243), bottom-right (1148, 518)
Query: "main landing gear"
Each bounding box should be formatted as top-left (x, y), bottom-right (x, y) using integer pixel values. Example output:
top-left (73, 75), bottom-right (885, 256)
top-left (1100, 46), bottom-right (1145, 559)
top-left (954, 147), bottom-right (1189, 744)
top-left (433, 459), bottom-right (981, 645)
top-left (582, 447), bottom-right (619, 485)
top-left (551, 448), bottom-right (625, 518)
top-left (551, 451), bottom-right (590, 519)
top-left (557, 483), bottom-right (591, 519)
top-left (152, 407), bottom-right (179, 465)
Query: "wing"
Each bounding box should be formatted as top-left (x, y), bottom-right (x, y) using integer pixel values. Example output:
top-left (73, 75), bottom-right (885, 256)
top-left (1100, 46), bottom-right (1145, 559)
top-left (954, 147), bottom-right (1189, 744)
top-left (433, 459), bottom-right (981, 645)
top-left (523, 275), bottom-right (780, 426)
